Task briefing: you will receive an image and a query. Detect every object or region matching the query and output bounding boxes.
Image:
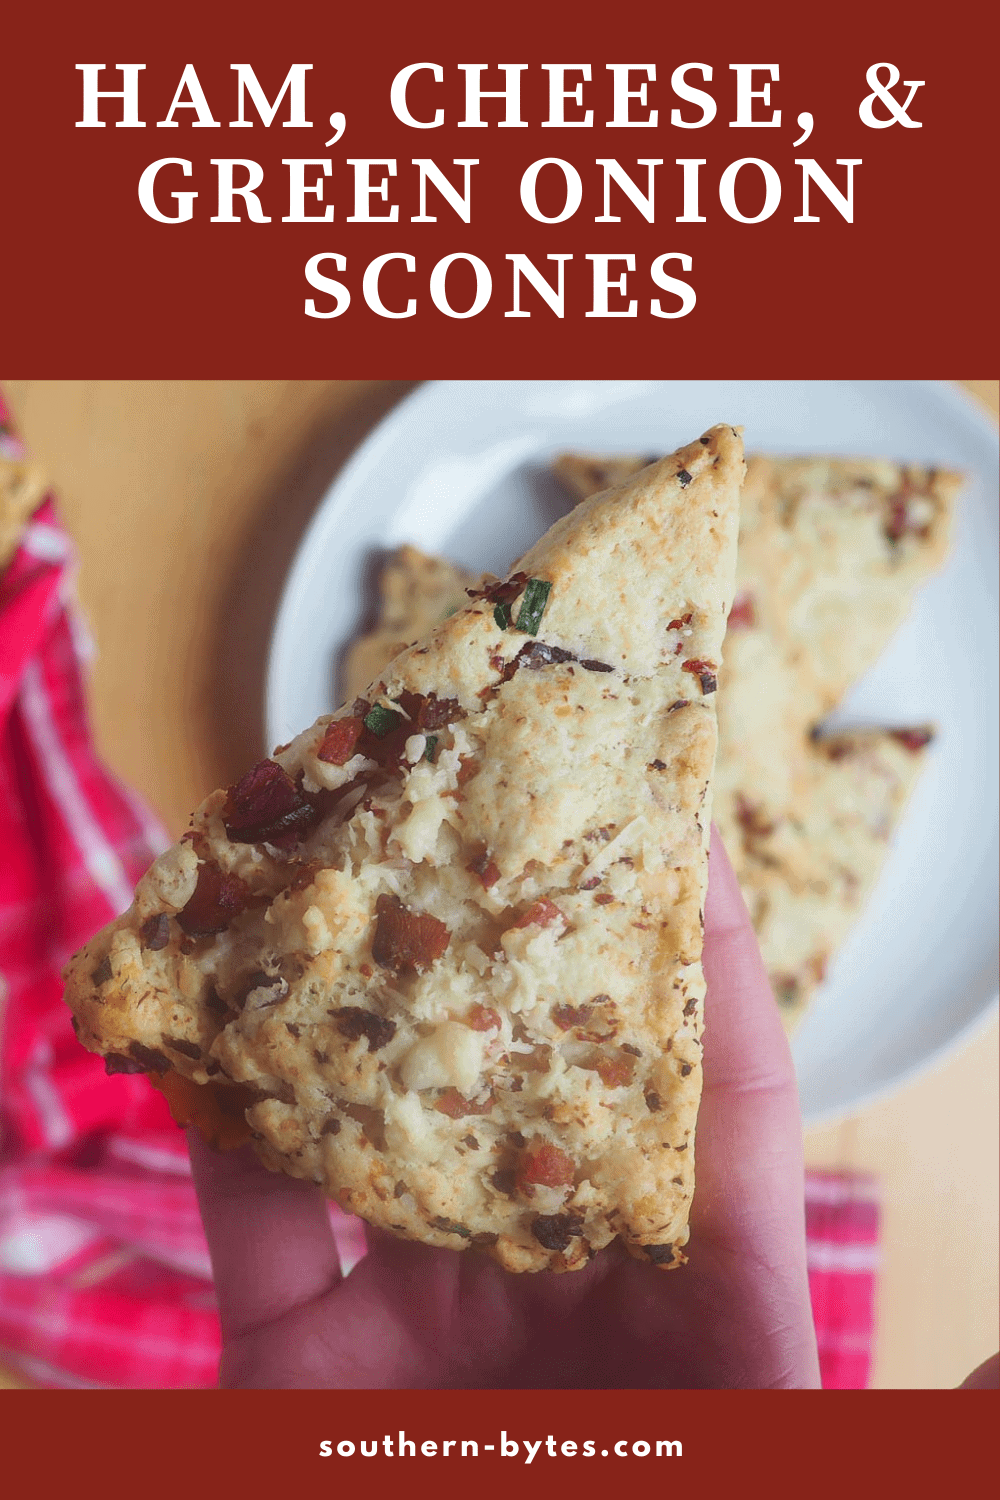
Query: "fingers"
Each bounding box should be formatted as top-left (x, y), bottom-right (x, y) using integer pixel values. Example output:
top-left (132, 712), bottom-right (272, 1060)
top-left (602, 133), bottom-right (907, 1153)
top-left (701, 826), bottom-right (797, 1098)
top-left (697, 828), bottom-right (803, 1190)
top-left (690, 831), bottom-right (819, 1387)
top-left (188, 1130), bottom-right (342, 1342)
top-left (959, 1352), bottom-right (999, 1389)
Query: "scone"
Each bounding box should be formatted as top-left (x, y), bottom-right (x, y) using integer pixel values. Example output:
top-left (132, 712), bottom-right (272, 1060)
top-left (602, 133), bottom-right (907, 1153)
top-left (64, 425), bottom-right (744, 1273)
top-left (343, 545), bottom-right (477, 704)
top-left (733, 726), bottom-right (934, 1026)
top-left (556, 449), bottom-right (958, 1025)
top-left (718, 456), bottom-right (956, 772)
top-left (680, 456), bottom-right (954, 1022)
top-left (558, 452), bottom-right (956, 740)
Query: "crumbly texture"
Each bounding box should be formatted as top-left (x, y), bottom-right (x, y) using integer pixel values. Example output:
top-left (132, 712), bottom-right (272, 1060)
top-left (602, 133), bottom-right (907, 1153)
top-left (64, 425), bottom-right (743, 1273)
top-left (348, 538), bottom-right (937, 1029)
top-left (0, 456), bottom-right (48, 571)
top-left (556, 450), bottom-right (959, 1025)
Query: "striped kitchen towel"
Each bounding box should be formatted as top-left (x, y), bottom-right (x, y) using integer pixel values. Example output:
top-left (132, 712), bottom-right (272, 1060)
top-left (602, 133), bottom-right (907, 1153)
top-left (0, 394), bottom-right (364, 1389)
top-left (806, 1169), bottom-right (880, 1389)
top-left (0, 392), bottom-right (878, 1389)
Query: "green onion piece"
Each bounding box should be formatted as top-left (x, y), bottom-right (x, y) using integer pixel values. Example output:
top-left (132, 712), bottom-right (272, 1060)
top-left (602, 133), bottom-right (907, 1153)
top-left (494, 601), bottom-right (511, 631)
top-left (364, 703), bottom-right (401, 738)
top-left (514, 577), bottom-right (552, 636)
top-left (424, 735), bottom-right (439, 763)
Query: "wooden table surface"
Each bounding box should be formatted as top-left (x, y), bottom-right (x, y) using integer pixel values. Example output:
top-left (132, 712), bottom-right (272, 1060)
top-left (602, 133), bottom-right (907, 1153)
top-left (3, 379), bottom-right (997, 1391)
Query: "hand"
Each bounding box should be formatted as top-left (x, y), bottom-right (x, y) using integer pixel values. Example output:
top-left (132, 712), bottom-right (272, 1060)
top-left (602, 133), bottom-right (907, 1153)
top-left (190, 831), bottom-right (820, 1389)
top-left (959, 1354), bottom-right (999, 1389)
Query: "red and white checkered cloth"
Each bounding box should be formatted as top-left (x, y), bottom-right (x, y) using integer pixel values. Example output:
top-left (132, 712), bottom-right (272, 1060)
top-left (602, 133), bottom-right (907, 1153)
top-left (0, 392), bottom-right (878, 1389)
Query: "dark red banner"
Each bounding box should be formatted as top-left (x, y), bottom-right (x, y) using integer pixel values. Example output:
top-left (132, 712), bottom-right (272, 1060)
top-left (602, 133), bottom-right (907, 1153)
top-left (0, 1386), bottom-right (996, 1492)
top-left (3, 0), bottom-right (996, 375)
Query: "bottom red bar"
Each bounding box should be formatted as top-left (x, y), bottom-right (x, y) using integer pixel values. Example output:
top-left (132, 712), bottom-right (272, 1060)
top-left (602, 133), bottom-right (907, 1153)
top-left (0, 1387), bottom-right (993, 1495)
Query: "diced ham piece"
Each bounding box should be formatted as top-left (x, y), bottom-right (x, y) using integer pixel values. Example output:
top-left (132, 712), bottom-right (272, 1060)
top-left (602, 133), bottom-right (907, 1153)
top-left (735, 793), bottom-right (776, 839)
top-left (884, 475), bottom-right (917, 541)
top-left (890, 728), bottom-right (933, 753)
top-left (467, 1004), bottom-right (501, 1031)
top-left (434, 1089), bottom-right (494, 1118)
top-left (317, 717), bottom-right (364, 765)
top-left (225, 759), bottom-right (298, 829)
top-left (518, 1143), bottom-right (575, 1189)
top-left (334, 1007), bottom-right (396, 1051)
top-left (177, 863), bottom-right (250, 936)
top-left (400, 691), bottom-right (465, 732)
top-left (681, 659), bottom-right (718, 694)
top-left (466, 571), bottom-right (528, 607)
top-left (593, 1054), bottom-right (635, 1088)
top-left (514, 899), bottom-right (565, 930)
top-left (468, 850), bottom-right (501, 889)
top-left (371, 893), bottom-right (450, 973)
top-left (223, 759), bottom-right (317, 847)
top-left (354, 692), bottom-right (466, 769)
top-left (553, 1003), bottom-right (593, 1031)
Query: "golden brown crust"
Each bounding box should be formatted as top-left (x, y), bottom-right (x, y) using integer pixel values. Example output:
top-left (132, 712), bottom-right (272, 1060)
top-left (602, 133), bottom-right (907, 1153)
top-left (64, 425), bottom-right (744, 1272)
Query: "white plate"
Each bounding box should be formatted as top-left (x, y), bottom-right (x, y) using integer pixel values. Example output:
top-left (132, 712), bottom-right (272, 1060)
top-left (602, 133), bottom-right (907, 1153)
top-left (267, 381), bottom-right (999, 1127)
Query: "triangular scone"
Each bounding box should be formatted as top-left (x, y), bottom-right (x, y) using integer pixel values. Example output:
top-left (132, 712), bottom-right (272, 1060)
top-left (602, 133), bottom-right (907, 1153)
top-left (343, 545), bottom-right (477, 704)
top-left (339, 458), bottom-right (954, 1036)
top-left (733, 727), bottom-right (934, 1024)
top-left (558, 450), bottom-right (957, 739)
top-left (554, 449), bottom-right (958, 1029)
top-left (346, 549), bottom-right (936, 1032)
top-left (680, 457), bottom-right (956, 1021)
top-left (64, 425), bottom-right (743, 1274)
top-left (730, 456), bottom-right (956, 728)
top-left (553, 452), bottom-right (657, 505)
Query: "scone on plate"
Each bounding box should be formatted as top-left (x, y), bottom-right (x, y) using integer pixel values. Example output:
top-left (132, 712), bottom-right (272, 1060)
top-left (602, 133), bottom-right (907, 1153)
top-left (556, 449), bottom-right (959, 1026)
top-left (65, 425), bottom-right (744, 1273)
top-left (343, 545), bottom-right (477, 705)
top-left (733, 726), bottom-right (935, 1026)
